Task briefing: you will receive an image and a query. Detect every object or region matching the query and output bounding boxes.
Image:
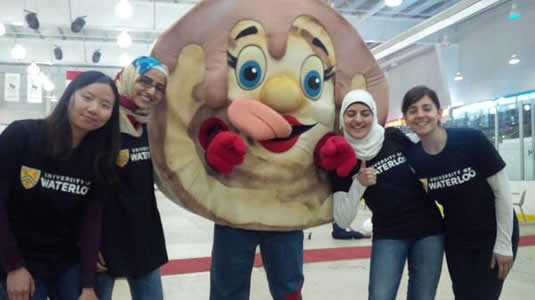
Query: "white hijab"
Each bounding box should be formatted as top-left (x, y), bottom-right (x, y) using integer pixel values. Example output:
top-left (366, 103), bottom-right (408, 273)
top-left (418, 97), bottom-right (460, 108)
top-left (340, 89), bottom-right (385, 161)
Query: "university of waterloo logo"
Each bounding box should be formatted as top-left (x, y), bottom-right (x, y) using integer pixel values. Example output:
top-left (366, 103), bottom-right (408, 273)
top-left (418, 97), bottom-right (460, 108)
top-left (20, 166), bottom-right (41, 190)
top-left (117, 149), bottom-right (130, 168)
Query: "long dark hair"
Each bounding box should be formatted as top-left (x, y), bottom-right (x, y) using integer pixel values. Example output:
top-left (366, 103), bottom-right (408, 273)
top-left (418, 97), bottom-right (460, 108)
top-left (44, 71), bottom-right (121, 184)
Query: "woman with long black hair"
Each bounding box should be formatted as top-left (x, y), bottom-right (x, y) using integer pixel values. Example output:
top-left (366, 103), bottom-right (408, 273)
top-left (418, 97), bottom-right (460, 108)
top-left (0, 71), bottom-right (120, 300)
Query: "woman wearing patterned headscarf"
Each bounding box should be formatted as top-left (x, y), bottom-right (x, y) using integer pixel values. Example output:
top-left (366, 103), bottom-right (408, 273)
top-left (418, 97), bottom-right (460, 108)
top-left (95, 56), bottom-right (169, 300)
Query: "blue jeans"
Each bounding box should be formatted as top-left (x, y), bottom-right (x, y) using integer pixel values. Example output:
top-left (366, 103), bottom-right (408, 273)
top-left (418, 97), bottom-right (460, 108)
top-left (95, 268), bottom-right (163, 300)
top-left (1, 264), bottom-right (82, 300)
top-left (369, 234), bottom-right (444, 300)
top-left (210, 224), bottom-right (304, 300)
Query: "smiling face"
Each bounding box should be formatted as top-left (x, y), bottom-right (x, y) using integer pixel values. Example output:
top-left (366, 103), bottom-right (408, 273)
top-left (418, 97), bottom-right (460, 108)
top-left (69, 83), bottom-right (115, 137)
top-left (131, 69), bottom-right (166, 114)
top-left (225, 18), bottom-right (336, 154)
top-left (343, 103), bottom-right (373, 139)
top-left (403, 96), bottom-right (441, 137)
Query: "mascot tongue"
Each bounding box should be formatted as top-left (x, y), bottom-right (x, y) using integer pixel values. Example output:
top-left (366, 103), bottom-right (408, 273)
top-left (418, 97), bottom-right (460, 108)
top-left (227, 97), bottom-right (292, 141)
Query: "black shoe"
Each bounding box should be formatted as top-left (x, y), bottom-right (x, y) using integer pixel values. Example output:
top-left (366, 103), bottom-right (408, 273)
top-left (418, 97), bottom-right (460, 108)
top-left (331, 223), bottom-right (354, 239)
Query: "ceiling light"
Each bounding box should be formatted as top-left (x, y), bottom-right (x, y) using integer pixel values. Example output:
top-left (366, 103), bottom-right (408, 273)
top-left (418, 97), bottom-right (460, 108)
top-left (11, 44), bottom-right (26, 59)
top-left (385, 0), bottom-right (403, 7)
top-left (119, 53), bottom-right (132, 67)
top-left (27, 63), bottom-right (40, 75)
top-left (71, 16), bottom-right (86, 33)
top-left (115, 0), bottom-right (133, 19)
top-left (117, 30), bottom-right (132, 48)
top-left (0, 23), bottom-right (6, 36)
top-left (509, 54), bottom-right (520, 65)
top-left (92, 49), bottom-right (101, 63)
top-left (24, 10), bottom-right (39, 30)
top-left (523, 104), bottom-right (530, 112)
top-left (454, 72), bottom-right (463, 81)
top-left (509, 1), bottom-right (521, 19)
top-left (53, 46), bottom-right (63, 60)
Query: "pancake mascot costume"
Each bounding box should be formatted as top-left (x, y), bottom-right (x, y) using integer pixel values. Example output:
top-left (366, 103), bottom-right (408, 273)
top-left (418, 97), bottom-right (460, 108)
top-left (149, 0), bottom-right (388, 299)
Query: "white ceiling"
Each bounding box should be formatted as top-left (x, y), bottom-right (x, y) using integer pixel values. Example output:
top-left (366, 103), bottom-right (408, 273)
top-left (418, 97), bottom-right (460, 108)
top-left (0, 0), bottom-right (496, 67)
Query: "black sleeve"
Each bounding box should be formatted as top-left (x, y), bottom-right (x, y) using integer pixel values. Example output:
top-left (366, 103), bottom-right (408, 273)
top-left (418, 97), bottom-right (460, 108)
top-left (0, 121), bottom-right (29, 272)
top-left (471, 130), bottom-right (506, 178)
top-left (328, 162), bottom-right (360, 193)
top-left (79, 184), bottom-right (105, 288)
top-left (385, 127), bottom-right (413, 151)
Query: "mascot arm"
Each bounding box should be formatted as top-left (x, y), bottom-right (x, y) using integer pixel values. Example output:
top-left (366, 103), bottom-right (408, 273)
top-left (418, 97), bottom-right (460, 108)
top-left (314, 133), bottom-right (357, 177)
top-left (199, 118), bottom-right (247, 175)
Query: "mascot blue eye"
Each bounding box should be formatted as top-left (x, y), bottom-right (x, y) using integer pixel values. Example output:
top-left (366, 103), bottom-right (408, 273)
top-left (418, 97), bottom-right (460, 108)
top-left (238, 60), bottom-right (263, 90)
top-left (302, 70), bottom-right (322, 99)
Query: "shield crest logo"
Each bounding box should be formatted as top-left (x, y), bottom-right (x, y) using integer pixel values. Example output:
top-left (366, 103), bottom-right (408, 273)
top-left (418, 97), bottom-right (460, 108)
top-left (117, 149), bottom-right (130, 168)
top-left (20, 166), bottom-right (41, 190)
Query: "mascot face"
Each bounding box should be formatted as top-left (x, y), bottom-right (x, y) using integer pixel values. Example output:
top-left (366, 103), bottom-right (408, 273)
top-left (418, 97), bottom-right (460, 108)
top-left (150, 0), bottom-right (388, 230)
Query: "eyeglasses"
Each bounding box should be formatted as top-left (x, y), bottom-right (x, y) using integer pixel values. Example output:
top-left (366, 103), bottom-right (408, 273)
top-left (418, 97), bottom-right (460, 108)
top-left (136, 75), bottom-right (166, 94)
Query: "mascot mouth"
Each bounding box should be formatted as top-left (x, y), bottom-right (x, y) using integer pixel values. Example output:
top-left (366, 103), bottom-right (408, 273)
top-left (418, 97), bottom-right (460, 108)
top-left (260, 116), bottom-right (316, 153)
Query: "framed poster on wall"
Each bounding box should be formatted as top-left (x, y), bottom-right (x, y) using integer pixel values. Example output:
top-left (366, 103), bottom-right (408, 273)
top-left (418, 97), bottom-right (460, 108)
top-left (4, 73), bottom-right (21, 102)
top-left (27, 74), bottom-right (43, 103)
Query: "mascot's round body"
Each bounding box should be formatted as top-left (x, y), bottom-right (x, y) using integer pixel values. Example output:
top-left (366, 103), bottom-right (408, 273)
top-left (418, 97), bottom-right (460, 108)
top-left (150, 0), bottom-right (388, 231)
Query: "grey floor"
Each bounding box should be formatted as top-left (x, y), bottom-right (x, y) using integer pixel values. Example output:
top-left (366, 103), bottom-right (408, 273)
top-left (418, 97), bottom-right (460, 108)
top-left (110, 191), bottom-right (535, 299)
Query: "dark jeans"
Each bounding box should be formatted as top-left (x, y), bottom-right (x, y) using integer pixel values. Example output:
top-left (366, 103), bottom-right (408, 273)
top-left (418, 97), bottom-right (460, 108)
top-left (210, 224), bottom-right (304, 300)
top-left (368, 234), bottom-right (444, 300)
top-left (0, 264), bottom-right (81, 300)
top-left (95, 268), bottom-right (163, 300)
top-left (446, 216), bottom-right (520, 300)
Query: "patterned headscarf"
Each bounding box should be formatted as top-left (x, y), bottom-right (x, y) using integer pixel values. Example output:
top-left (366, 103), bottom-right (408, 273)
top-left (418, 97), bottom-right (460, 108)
top-left (115, 56), bottom-right (168, 126)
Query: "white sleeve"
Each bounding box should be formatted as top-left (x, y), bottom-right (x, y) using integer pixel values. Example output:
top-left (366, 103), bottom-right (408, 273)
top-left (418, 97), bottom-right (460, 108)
top-left (486, 169), bottom-right (514, 256)
top-left (333, 180), bottom-right (367, 229)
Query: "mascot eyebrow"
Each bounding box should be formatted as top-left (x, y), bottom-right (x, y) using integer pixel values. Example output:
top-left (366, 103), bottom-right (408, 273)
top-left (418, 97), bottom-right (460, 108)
top-left (227, 25), bottom-right (335, 81)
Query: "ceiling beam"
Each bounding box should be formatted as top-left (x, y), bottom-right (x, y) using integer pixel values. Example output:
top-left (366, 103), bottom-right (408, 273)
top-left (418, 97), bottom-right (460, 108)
top-left (372, 0), bottom-right (506, 60)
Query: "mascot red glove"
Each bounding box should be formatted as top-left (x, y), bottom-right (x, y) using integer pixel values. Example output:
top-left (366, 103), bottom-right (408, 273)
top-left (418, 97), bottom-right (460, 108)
top-left (315, 133), bottom-right (357, 177)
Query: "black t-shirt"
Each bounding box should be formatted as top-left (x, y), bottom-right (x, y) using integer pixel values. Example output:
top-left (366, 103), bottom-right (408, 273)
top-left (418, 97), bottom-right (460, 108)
top-left (406, 128), bottom-right (505, 248)
top-left (0, 119), bottom-right (101, 281)
top-left (100, 126), bottom-right (168, 277)
top-left (331, 127), bottom-right (444, 239)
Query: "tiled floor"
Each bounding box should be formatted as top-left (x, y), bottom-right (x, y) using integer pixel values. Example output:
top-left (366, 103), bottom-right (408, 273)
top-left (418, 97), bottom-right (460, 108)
top-left (110, 191), bottom-right (535, 299)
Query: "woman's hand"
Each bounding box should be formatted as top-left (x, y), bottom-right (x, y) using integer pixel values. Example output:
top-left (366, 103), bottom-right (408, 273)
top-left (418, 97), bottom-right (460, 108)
top-left (7, 267), bottom-right (35, 300)
top-left (79, 288), bottom-right (98, 300)
top-left (355, 160), bottom-right (376, 186)
top-left (96, 251), bottom-right (108, 272)
top-left (491, 252), bottom-right (514, 279)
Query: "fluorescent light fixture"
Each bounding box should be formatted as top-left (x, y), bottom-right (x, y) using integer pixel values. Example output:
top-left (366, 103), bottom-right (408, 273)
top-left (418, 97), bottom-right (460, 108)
top-left (373, 0), bottom-right (502, 60)
top-left (509, 54), bottom-right (520, 65)
top-left (11, 44), bottom-right (26, 59)
top-left (385, 0), bottom-right (403, 7)
top-left (509, 2), bottom-right (520, 19)
top-left (119, 53), bottom-right (132, 66)
top-left (27, 63), bottom-right (40, 75)
top-left (454, 72), bottom-right (464, 81)
top-left (0, 23), bottom-right (5, 36)
top-left (117, 30), bottom-right (132, 48)
top-left (115, 0), bottom-right (133, 19)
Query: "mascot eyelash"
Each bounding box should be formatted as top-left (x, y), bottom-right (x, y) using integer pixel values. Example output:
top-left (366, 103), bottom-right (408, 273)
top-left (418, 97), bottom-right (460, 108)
top-left (227, 52), bottom-right (335, 81)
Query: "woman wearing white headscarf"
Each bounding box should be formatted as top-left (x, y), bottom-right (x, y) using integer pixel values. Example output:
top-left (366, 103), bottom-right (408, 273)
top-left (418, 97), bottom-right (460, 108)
top-left (328, 90), bottom-right (444, 300)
